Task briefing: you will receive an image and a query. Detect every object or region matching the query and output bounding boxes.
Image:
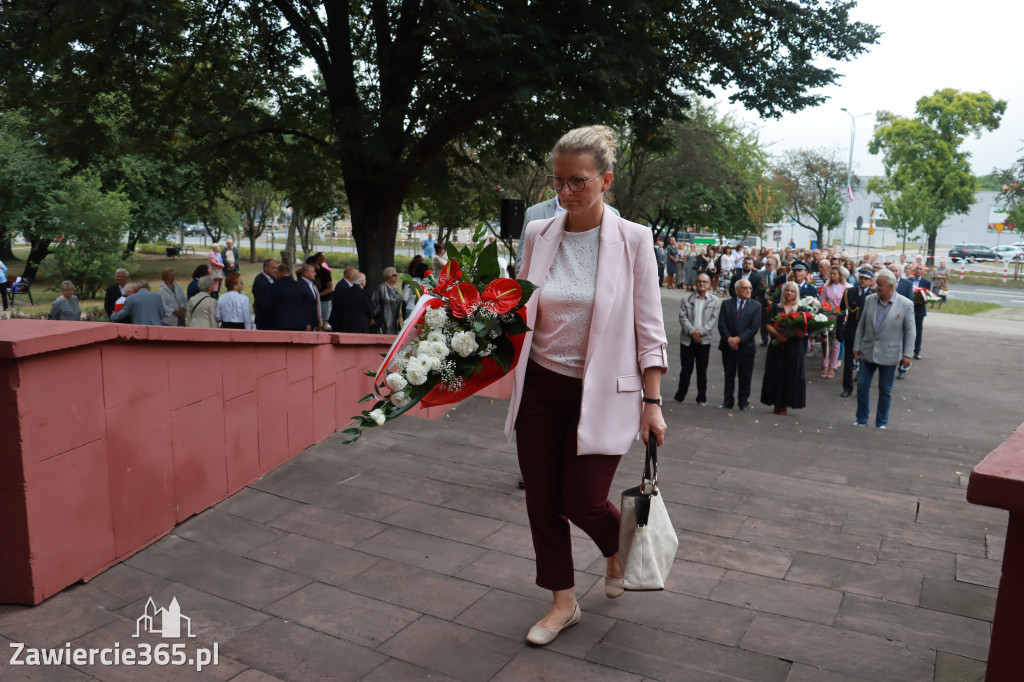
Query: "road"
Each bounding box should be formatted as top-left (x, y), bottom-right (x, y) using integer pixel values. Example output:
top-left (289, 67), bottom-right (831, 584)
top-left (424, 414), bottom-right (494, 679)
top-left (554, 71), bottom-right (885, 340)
top-left (947, 283), bottom-right (1024, 308)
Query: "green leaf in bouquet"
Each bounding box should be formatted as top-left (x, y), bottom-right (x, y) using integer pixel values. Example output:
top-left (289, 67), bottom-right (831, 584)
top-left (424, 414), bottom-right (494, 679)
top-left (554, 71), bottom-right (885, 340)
top-left (342, 427), bottom-right (360, 435)
top-left (358, 393), bottom-right (375, 403)
top-left (502, 312), bottom-right (531, 337)
top-left (476, 240), bottom-right (501, 283)
top-left (491, 335), bottom-right (515, 373)
top-left (516, 279), bottom-right (538, 307)
top-left (363, 370), bottom-right (376, 377)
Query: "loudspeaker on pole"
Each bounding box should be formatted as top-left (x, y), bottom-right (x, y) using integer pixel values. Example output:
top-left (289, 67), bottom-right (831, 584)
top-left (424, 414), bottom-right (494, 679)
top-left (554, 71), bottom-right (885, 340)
top-left (500, 199), bottom-right (526, 239)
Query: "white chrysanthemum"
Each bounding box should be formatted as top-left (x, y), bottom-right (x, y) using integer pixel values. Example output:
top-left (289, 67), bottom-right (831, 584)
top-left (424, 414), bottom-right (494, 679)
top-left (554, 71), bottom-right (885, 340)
top-left (425, 306), bottom-right (448, 329)
top-left (450, 330), bottom-right (479, 357)
top-left (386, 372), bottom-right (408, 392)
top-left (417, 340), bottom-right (437, 357)
top-left (426, 330), bottom-right (446, 345)
top-left (427, 355), bottom-right (442, 370)
top-left (369, 409), bottom-right (386, 426)
top-left (390, 392), bottom-right (411, 408)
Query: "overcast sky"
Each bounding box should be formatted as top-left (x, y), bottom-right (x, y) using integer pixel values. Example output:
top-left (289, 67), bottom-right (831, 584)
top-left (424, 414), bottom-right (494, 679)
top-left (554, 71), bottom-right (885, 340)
top-left (717, 0), bottom-right (1023, 180)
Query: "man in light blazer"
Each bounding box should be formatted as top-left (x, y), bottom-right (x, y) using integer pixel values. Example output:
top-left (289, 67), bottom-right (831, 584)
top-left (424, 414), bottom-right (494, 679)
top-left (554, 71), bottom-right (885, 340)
top-left (514, 197), bottom-right (620, 276)
top-left (504, 209), bottom-right (667, 456)
top-left (675, 273), bottom-right (720, 405)
top-left (717, 278), bottom-right (761, 411)
top-left (853, 268), bottom-right (915, 429)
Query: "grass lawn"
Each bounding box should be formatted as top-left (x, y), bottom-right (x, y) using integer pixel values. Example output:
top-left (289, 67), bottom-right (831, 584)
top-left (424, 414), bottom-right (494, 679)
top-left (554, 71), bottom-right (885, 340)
top-left (3, 244), bottom-right (369, 318)
top-left (933, 299), bottom-right (1002, 316)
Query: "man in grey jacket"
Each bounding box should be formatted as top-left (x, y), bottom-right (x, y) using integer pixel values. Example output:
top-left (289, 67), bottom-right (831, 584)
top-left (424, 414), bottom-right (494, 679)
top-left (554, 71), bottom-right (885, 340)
top-left (513, 196), bottom-right (620, 276)
top-left (853, 268), bottom-right (915, 429)
top-left (674, 273), bottom-right (720, 405)
top-left (110, 280), bottom-right (166, 326)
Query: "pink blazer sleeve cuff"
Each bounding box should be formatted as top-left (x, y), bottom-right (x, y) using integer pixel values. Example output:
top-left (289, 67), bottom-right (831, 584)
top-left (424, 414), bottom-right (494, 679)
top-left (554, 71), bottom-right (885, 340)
top-left (638, 346), bottom-right (669, 374)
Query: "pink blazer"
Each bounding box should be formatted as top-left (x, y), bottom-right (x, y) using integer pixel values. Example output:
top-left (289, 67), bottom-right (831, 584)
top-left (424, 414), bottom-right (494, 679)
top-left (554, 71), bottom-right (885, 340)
top-left (504, 210), bottom-right (668, 455)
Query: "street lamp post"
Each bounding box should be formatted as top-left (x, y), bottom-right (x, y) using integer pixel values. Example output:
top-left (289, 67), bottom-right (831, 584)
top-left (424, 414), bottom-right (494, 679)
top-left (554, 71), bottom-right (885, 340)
top-left (841, 108), bottom-right (871, 255)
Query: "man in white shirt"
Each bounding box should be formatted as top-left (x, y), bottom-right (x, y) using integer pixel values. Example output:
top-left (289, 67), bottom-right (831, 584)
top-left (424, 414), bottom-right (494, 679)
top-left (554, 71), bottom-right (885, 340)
top-left (675, 274), bottom-right (720, 405)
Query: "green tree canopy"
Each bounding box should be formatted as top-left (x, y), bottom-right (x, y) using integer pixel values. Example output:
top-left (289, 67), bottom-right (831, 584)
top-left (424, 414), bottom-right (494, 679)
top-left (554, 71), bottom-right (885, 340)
top-left (0, 0), bottom-right (880, 287)
top-left (773, 146), bottom-right (853, 247)
top-left (868, 89), bottom-right (1006, 261)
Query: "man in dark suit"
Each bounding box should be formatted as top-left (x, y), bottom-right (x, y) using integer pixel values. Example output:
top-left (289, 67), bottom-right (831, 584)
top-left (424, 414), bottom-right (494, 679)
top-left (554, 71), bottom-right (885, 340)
top-left (717, 278), bottom-right (761, 411)
top-left (298, 263), bottom-right (323, 330)
top-left (728, 256), bottom-right (764, 300)
top-left (251, 258), bottom-right (278, 329)
top-left (268, 264), bottom-right (312, 331)
top-left (103, 268), bottom-right (129, 318)
top-left (839, 268), bottom-right (876, 397)
top-left (328, 272), bottom-right (376, 333)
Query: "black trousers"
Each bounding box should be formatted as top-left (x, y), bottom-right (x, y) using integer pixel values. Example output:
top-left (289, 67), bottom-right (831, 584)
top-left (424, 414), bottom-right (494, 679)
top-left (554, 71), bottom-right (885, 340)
top-left (721, 349), bottom-right (754, 407)
top-left (676, 342), bottom-right (710, 402)
top-left (841, 330), bottom-right (858, 392)
top-left (914, 314), bottom-right (924, 354)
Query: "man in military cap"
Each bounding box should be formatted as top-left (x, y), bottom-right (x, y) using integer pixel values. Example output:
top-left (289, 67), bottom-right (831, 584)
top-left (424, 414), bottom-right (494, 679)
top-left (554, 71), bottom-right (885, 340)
top-left (839, 268), bottom-right (876, 397)
top-left (791, 261), bottom-right (818, 300)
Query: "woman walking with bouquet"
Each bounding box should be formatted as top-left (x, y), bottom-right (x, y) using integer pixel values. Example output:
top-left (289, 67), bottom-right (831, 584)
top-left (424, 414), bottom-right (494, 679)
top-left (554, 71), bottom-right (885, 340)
top-left (507, 125), bottom-right (668, 646)
top-left (760, 281), bottom-right (807, 415)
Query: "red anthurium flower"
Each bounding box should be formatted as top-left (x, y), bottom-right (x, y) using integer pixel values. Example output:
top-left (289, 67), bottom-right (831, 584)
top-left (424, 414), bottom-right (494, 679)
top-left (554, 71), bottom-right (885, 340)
top-left (433, 260), bottom-right (462, 294)
top-left (480, 278), bottom-right (522, 314)
top-left (448, 281), bottom-right (480, 318)
top-left (422, 270), bottom-right (432, 278)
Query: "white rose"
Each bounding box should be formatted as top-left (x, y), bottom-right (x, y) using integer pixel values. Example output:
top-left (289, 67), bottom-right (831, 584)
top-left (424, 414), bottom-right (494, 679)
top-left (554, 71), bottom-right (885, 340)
top-left (426, 329), bottom-right (446, 344)
top-left (430, 340), bottom-right (450, 358)
top-left (425, 307), bottom-right (448, 329)
top-left (390, 392), bottom-right (411, 408)
top-left (450, 330), bottom-right (479, 358)
top-left (405, 356), bottom-right (431, 385)
top-left (417, 341), bottom-right (437, 358)
top-left (386, 372), bottom-right (408, 392)
top-left (369, 409), bottom-right (386, 425)
top-left (427, 355), bottom-right (442, 370)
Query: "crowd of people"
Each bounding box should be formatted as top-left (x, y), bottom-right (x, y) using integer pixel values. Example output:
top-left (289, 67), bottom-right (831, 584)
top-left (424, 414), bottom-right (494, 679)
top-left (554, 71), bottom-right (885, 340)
top-left (671, 242), bottom-right (935, 429)
top-left (48, 243), bottom-right (432, 335)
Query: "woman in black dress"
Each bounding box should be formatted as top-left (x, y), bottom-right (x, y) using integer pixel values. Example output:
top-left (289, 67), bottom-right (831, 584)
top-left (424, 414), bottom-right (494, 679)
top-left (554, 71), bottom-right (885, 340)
top-left (760, 281), bottom-right (806, 416)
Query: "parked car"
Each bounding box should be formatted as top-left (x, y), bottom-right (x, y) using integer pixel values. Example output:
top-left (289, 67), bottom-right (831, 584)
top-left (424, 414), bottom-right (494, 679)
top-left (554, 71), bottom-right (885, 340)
top-left (993, 245), bottom-right (1024, 261)
top-left (948, 244), bottom-right (997, 263)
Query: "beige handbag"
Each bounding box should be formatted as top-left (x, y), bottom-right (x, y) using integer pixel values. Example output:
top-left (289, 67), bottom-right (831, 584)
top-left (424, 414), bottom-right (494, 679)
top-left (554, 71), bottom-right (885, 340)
top-left (619, 440), bottom-right (678, 590)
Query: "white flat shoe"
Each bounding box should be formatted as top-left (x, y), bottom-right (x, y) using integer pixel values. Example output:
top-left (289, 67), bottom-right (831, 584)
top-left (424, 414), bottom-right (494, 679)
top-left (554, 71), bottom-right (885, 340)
top-left (526, 602), bottom-right (581, 646)
top-left (605, 576), bottom-right (625, 598)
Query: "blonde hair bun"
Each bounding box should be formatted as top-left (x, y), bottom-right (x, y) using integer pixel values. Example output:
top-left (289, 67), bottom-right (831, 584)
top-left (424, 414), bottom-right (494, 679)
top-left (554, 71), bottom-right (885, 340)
top-left (552, 125), bottom-right (617, 174)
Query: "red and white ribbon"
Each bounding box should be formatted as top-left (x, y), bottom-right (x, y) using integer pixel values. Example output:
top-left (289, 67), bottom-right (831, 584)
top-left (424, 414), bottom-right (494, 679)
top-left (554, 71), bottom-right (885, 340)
top-left (371, 292), bottom-right (439, 400)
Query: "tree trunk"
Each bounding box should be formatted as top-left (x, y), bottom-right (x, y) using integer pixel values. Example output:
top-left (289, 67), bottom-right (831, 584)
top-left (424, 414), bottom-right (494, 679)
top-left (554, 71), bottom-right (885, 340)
top-left (249, 233), bottom-right (259, 264)
top-left (348, 187), bottom-right (402, 292)
top-left (926, 231), bottom-right (937, 266)
top-left (123, 230), bottom-right (141, 260)
top-left (20, 237), bottom-right (52, 281)
top-left (0, 224), bottom-right (17, 262)
top-left (281, 210), bottom-right (299, 270)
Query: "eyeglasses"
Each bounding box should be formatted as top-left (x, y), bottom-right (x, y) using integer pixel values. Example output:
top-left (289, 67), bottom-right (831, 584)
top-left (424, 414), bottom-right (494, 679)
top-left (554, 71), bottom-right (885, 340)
top-left (546, 174), bottom-right (603, 193)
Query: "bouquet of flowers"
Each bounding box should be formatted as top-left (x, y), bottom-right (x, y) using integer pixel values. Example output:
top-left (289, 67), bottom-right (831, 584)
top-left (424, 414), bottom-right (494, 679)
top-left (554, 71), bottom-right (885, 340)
top-left (913, 287), bottom-right (940, 305)
top-left (769, 296), bottom-right (838, 346)
top-left (342, 229), bottom-right (536, 443)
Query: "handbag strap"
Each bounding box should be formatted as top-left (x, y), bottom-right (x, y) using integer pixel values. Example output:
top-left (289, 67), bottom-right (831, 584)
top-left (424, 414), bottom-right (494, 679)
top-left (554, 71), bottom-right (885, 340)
top-left (640, 438), bottom-right (659, 492)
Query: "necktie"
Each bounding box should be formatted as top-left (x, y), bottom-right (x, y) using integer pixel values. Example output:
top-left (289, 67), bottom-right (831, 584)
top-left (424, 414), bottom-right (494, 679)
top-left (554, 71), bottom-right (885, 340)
top-left (736, 300), bottom-right (744, 322)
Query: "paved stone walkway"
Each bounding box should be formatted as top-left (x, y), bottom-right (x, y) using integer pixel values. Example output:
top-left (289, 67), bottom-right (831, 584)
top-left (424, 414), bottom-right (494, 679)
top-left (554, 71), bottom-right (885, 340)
top-left (1, 292), bottom-right (1017, 681)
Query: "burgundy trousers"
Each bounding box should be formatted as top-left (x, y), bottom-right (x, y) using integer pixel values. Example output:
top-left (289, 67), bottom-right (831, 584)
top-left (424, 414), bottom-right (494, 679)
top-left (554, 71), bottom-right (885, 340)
top-left (515, 360), bottom-right (622, 590)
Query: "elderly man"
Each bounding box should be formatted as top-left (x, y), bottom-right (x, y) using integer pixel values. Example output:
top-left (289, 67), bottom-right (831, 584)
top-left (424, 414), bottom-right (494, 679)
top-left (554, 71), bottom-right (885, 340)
top-left (853, 269), bottom-right (915, 429)
top-left (675, 273), bottom-right (720, 405)
top-left (157, 267), bottom-right (187, 326)
top-left (299, 263), bottom-right (323, 330)
top-left (104, 268), bottom-right (130, 318)
top-left (839, 268), bottom-right (876, 397)
top-left (110, 280), bottom-right (165, 325)
top-left (221, 238), bottom-right (240, 275)
top-left (905, 262), bottom-right (930, 361)
top-left (328, 272), bottom-right (376, 333)
top-left (718, 278), bottom-right (761, 411)
top-left (269, 264), bottom-right (312, 331)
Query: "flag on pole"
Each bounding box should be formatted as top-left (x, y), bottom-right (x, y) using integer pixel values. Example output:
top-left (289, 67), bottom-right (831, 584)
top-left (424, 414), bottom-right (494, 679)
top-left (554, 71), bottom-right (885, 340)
top-left (847, 185), bottom-right (854, 202)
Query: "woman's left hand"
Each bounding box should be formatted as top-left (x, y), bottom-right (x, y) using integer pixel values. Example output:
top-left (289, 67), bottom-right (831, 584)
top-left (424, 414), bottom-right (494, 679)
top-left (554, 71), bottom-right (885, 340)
top-left (641, 404), bottom-right (666, 447)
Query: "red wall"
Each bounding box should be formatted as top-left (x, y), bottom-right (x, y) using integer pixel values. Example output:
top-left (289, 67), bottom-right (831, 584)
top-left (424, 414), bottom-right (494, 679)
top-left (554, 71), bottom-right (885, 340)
top-left (0, 320), bottom-right (510, 605)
